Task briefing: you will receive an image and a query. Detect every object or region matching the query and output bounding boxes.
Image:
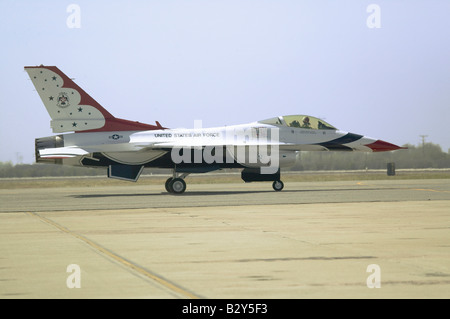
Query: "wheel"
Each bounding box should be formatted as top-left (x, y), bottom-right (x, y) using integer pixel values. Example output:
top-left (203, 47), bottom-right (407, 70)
top-left (170, 178), bottom-right (186, 194)
top-left (165, 178), bottom-right (173, 193)
top-left (272, 180), bottom-right (284, 191)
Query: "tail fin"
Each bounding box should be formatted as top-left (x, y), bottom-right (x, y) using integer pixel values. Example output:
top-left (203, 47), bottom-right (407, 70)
top-left (25, 65), bottom-right (164, 133)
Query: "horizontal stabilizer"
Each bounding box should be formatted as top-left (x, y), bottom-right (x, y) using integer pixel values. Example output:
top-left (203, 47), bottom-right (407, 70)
top-left (34, 134), bottom-right (89, 164)
top-left (39, 147), bottom-right (89, 159)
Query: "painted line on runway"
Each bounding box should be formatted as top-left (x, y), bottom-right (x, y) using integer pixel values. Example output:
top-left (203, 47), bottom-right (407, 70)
top-left (28, 212), bottom-right (199, 299)
top-left (411, 188), bottom-right (450, 194)
top-left (356, 182), bottom-right (450, 194)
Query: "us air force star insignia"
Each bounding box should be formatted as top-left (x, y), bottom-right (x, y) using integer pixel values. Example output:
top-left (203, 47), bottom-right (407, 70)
top-left (57, 92), bottom-right (70, 108)
top-left (109, 134), bottom-right (123, 140)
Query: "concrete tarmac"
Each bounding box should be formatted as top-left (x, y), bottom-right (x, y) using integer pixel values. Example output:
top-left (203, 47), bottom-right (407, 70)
top-left (0, 179), bottom-right (449, 298)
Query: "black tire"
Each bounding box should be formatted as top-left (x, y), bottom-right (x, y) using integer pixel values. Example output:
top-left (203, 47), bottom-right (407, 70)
top-left (170, 178), bottom-right (186, 194)
top-left (272, 180), bottom-right (284, 191)
top-left (165, 178), bottom-right (173, 193)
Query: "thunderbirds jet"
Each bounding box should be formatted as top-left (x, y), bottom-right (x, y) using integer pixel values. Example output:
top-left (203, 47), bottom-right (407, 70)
top-left (25, 65), bottom-right (404, 194)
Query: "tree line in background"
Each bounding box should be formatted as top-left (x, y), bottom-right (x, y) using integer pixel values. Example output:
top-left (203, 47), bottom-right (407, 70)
top-left (0, 143), bottom-right (449, 178)
top-left (292, 143), bottom-right (450, 171)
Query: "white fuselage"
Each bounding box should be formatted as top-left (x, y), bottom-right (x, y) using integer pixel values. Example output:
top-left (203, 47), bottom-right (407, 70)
top-left (40, 122), bottom-right (378, 169)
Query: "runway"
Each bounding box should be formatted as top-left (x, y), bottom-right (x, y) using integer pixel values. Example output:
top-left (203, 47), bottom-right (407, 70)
top-left (1, 178), bottom-right (449, 298)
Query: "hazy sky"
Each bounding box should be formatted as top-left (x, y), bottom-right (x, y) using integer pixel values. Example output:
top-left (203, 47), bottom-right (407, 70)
top-left (1, 0), bottom-right (449, 164)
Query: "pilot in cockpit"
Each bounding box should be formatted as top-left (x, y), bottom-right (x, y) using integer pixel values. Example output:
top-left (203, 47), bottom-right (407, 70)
top-left (289, 120), bottom-right (301, 128)
top-left (302, 117), bottom-right (311, 128)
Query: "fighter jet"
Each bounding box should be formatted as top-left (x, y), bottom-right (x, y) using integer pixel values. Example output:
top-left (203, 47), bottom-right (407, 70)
top-left (25, 65), bottom-right (404, 194)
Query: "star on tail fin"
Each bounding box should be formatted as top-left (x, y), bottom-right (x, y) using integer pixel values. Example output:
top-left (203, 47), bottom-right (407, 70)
top-left (25, 65), bottom-right (164, 133)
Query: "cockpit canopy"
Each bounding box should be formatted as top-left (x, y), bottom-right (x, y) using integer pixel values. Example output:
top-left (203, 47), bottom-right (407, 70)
top-left (258, 115), bottom-right (337, 130)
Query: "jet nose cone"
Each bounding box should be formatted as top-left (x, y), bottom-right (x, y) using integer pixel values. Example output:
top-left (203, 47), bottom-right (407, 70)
top-left (365, 140), bottom-right (405, 152)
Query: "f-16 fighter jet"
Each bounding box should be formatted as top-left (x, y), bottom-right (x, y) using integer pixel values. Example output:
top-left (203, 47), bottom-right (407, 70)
top-left (25, 65), bottom-right (404, 193)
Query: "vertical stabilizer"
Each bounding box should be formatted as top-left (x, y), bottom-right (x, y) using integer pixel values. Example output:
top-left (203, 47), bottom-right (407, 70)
top-left (25, 65), bottom-right (164, 133)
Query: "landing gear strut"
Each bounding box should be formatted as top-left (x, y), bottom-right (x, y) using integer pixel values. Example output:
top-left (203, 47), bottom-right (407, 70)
top-left (165, 171), bottom-right (189, 194)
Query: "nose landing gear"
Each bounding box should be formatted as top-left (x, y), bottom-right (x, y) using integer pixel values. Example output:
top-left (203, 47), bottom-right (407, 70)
top-left (272, 180), bottom-right (284, 191)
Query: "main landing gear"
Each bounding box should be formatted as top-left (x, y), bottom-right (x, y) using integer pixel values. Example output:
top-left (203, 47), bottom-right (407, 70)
top-left (165, 171), bottom-right (190, 194)
top-left (164, 169), bottom-right (285, 194)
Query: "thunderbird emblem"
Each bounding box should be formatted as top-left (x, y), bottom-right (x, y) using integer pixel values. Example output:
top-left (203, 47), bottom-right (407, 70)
top-left (57, 92), bottom-right (70, 108)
